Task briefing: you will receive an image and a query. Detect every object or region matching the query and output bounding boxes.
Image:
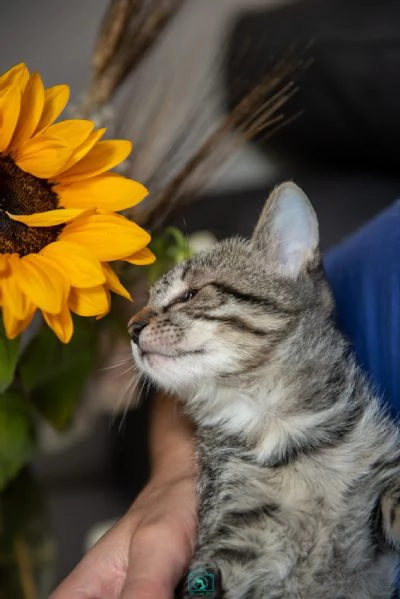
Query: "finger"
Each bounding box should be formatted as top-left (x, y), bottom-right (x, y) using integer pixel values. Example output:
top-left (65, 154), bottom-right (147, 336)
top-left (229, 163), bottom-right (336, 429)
top-left (119, 525), bottom-right (187, 599)
top-left (50, 518), bottom-right (132, 599)
top-left (50, 555), bottom-right (125, 599)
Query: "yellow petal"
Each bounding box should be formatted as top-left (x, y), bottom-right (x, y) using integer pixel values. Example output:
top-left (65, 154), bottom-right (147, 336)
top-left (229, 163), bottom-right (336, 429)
top-left (11, 72), bottom-right (45, 147)
top-left (69, 285), bottom-right (110, 317)
top-left (35, 84), bottom-right (70, 134)
top-left (95, 288), bottom-right (111, 320)
top-left (1, 255), bottom-right (34, 319)
top-left (0, 254), bottom-right (10, 273)
top-left (13, 254), bottom-right (69, 314)
top-left (41, 240), bottom-right (106, 288)
top-left (43, 305), bottom-right (73, 343)
top-left (0, 84), bottom-right (21, 152)
top-left (59, 213), bottom-right (151, 261)
top-left (0, 63), bottom-right (29, 94)
top-left (7, 208), bottom-right (88, 226)
top-left (2, 274), bottom-right (29, 319)
top-left (102, 263), bottom-right (131, 300)
top-left (57, 140), bottom-right (132, 183)
top-left (44, 119), bottom-right (94, 150)
top-left (56, 128), bottom-right (106, 174)
top-left (13, 138), bottom-right (73, 179)
top-left (2, 303), bottom-right (36, 339)
top-left (56, 173), bottom-right (148, 211)
top-left (125, 247), bottom-right (156, 265)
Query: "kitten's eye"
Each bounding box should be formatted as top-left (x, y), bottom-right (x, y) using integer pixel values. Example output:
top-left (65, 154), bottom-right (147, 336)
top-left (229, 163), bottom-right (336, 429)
top-left (175, 290), bottom-right (196, 304)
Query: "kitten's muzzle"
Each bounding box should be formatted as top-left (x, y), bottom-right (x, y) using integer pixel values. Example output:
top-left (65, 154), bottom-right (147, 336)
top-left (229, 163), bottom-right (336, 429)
top-left (129, 320), bottom-right (148, 345)
top-left (128, 308), bottom-right (155, 345)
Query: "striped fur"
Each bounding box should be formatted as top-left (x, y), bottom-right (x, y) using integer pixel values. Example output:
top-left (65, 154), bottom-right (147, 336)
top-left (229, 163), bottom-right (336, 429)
top-left (130, 183), bottom-right (400, 598)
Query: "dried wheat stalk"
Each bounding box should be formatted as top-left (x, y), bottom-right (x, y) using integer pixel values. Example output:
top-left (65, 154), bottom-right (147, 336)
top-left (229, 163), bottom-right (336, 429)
top-left (79, 0), bottom-right (183, 115)
top-left (82, 0), bottom-right (310, 233)
top-left (128, 49), bottom-right (311, 231)
top-left (93, 0), bottom-right (141, 75)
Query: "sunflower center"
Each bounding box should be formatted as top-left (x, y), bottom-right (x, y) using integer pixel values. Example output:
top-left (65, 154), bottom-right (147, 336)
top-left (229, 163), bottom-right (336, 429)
top-left (0, 155), bottom-right (63, 256)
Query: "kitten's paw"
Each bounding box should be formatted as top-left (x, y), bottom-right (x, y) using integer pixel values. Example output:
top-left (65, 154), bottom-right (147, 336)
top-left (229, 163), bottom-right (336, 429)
top-left (381, 485), bottom-right (400, 547)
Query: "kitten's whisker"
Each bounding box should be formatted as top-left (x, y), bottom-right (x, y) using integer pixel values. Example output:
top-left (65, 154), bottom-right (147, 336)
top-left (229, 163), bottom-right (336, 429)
top-left (182, 216), bottom-right (191, 259)
top-left (114, 364), bottom-right (136, 379)
top-left (117, 369), bottom-right (148, 432)
top-left (110, 364), bottom-right (141, 428)
top-left (98, 356), bottom-right (133, 372)
top-left (118, 374), bottom-right (139, 433)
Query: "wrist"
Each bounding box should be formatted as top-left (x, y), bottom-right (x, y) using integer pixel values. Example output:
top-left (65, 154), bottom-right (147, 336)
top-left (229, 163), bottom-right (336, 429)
top-left (149, 392), bottom-right (197, 481)
top-left (150, 437), bottom-right (197, 482)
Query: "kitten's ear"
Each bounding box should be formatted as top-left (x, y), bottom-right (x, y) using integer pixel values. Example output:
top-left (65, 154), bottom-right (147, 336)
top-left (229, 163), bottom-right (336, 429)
top-left (252, 182), bottom-right (319, 277)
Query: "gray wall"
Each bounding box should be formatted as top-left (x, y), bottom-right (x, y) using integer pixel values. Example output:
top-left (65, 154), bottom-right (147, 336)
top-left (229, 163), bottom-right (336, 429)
top-left (0, 0), bottom-right (108, 94)
top-left (0, 0), bottom-right (293, 192)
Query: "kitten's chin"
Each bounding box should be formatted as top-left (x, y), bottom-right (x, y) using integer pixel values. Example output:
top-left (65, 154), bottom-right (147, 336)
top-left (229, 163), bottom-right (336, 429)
top-left (131, 343), bottom-right (206, 391)
top-left (142, 350), bottom-right (181, 368)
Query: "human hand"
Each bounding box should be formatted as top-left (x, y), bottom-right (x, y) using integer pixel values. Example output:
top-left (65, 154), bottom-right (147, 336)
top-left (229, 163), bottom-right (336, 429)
top-left (50, 470), bottom-right (197, 599)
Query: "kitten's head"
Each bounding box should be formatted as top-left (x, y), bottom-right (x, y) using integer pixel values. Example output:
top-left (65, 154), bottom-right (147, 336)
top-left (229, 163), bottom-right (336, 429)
top-left (129, 182), bottom-right (333, 395)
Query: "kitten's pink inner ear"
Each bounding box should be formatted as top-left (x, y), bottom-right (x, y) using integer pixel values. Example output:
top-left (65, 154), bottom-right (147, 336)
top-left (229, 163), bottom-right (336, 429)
top-left (252, 182), bottom-right (319, 278)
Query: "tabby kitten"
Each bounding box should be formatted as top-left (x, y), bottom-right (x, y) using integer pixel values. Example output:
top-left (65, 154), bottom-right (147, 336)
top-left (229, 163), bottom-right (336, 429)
top-left (129, 183), bottom-right (400, 598)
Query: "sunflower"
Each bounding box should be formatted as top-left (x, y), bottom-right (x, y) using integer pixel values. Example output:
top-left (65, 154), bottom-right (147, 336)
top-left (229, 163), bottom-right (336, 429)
top-left (0, 63), bottom-right (155, 343)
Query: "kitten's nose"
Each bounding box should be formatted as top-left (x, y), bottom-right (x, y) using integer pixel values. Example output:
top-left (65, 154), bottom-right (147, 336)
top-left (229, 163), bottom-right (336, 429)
top-left (129, 321), bottom-right (148, 345)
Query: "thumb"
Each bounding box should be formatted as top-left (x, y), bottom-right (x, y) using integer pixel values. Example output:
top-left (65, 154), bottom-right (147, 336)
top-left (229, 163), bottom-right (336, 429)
top-left (119, 525), bottom-right (188, 599)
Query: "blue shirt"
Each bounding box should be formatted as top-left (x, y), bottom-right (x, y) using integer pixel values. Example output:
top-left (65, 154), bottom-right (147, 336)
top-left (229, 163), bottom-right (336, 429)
top-left (324, 201), bottom-right (400, 596)
top-left (324, 200), bottom-right (400, 418)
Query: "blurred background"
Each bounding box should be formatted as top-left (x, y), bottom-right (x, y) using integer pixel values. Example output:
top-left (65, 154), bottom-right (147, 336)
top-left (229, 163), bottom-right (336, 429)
top-left (1, 0), bottom-right (400, 595)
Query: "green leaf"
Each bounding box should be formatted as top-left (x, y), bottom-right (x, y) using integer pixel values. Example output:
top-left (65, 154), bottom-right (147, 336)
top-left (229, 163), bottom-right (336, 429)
top-left (0, 391), bottom-right (34, 491)
top-left (0, 321), bottom-right (20, 393)
top-left (18, 317), bottom-right (97, 431)
top-left (0, 469), bottom-right (51, 598)
top-left (146, 227), bottom-right (192, 285)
